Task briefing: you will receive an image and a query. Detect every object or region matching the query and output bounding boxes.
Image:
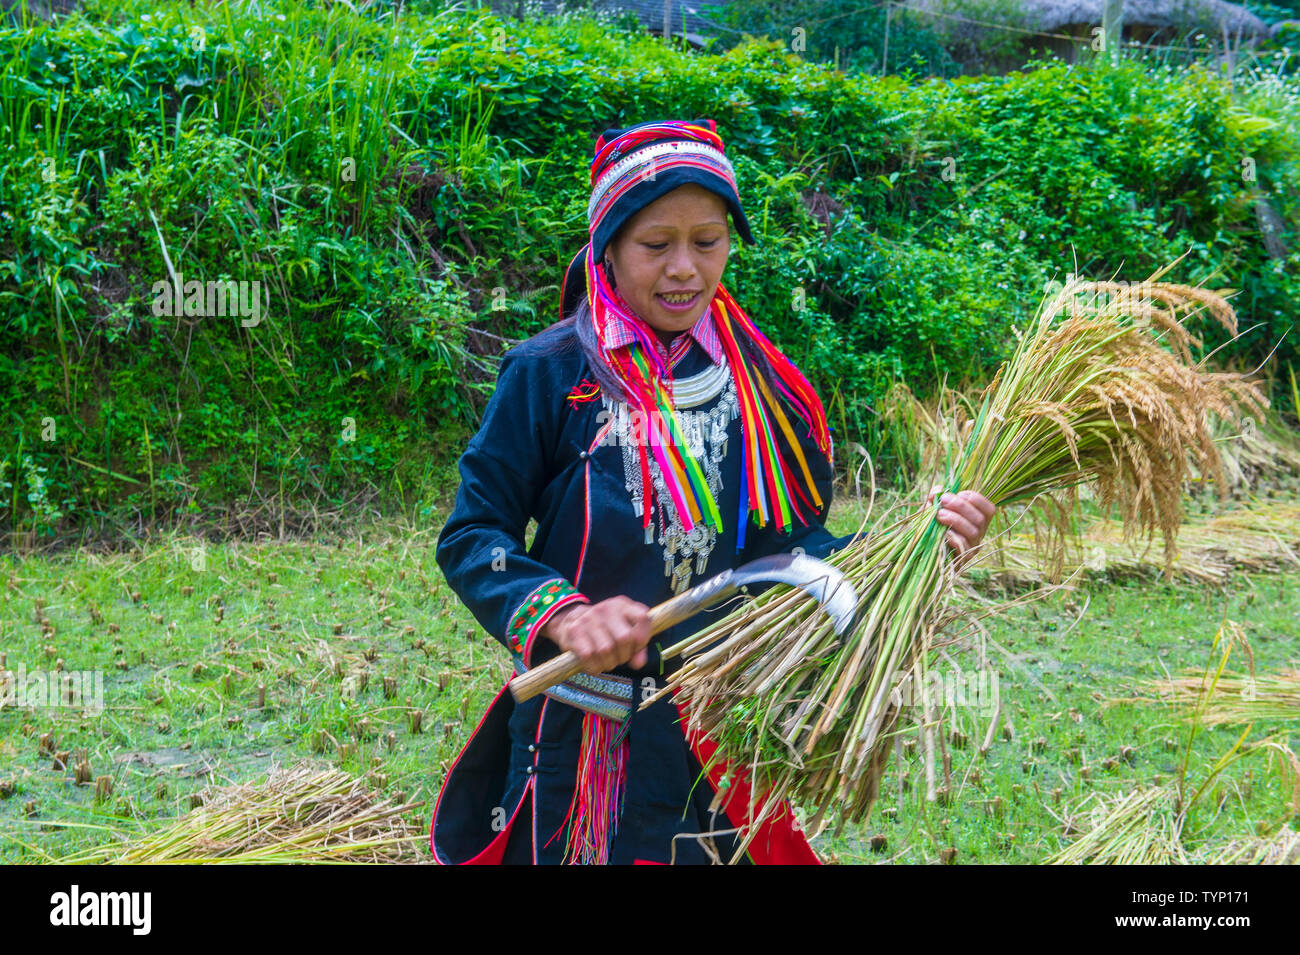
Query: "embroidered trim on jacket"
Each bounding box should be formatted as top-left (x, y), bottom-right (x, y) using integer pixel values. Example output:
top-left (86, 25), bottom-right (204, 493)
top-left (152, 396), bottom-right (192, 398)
top-left (506, 578), bottom-right (588, 655)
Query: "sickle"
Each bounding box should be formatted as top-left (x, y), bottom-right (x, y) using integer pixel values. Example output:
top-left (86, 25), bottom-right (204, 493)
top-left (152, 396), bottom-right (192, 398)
top-left (508, 552), bottom-right (859, 703)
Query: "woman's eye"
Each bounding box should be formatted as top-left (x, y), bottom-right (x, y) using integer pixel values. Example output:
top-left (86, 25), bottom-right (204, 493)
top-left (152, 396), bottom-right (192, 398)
top-left (643, 239), bottom-right (719, 251)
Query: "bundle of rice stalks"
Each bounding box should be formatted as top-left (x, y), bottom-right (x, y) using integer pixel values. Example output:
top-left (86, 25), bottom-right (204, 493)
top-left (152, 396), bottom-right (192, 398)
top-left (984, 500), bottom-right (1300, 587)
top-left (654, 265), bottom-right (1267, 857)
top-left (1198, 826), bottom-right (1300, 865)
top-left (64, 764), bottom-right (427, 864)
top-left (1048, 787), bottom-right (1188, 865)
top-left (881, 360), bottom-right (1300, 502)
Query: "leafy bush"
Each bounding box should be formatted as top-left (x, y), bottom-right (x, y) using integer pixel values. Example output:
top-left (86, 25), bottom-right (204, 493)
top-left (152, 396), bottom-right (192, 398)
top-left (0, 0), bottom-right (1296, 537)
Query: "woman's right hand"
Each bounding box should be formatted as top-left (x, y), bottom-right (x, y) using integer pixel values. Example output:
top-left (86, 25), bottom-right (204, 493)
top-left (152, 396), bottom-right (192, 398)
top-left (541, 596), bottom-right (653, 674)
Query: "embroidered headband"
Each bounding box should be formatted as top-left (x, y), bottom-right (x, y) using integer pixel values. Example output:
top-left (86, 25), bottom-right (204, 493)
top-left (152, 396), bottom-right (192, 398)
top-left (588, 140), bottom-right (738, 229)
top-left (582, 119), bottom-right (755, 268)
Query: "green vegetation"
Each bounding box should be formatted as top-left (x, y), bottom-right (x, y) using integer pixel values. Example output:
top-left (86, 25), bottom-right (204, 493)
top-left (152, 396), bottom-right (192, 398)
top-left (0, 499), bottom-right (1295, 863)
top-left (702, 0), bottom-right (965, 78)
top-left (2, 0), bottom-right (1298, 539)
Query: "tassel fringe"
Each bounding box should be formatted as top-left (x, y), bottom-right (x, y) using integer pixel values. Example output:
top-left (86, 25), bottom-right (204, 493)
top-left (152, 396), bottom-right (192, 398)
top-left (555, 712), bottom-right (630, 865)
top-left (582, 244), bottom-right (832, 543)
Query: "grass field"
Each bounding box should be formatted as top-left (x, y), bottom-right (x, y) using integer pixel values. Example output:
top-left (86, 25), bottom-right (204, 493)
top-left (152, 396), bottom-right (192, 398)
top-left (1, 497), bottom-right (1296, 864)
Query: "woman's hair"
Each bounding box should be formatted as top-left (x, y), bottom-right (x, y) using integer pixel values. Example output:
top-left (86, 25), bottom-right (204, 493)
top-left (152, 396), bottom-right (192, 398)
top-left (558, 299), bottom-right (626, 399)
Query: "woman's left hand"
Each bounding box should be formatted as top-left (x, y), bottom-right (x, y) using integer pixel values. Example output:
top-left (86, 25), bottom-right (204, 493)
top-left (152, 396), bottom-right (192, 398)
top-left (927, 488), bottom-right (996, 561)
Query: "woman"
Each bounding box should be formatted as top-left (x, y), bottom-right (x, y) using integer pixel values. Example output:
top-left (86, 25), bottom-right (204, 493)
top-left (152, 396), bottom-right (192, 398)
top-left (432, 119), bottom-right (995, 865)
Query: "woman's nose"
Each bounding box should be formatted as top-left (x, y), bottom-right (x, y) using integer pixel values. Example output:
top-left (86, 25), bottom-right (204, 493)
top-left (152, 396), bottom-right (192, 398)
top-left (666, 244), bottom-right (696, 279)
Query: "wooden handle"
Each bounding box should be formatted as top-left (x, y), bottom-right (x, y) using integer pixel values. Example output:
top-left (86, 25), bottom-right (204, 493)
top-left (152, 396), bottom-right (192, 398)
top-left (508, 650), bottom-right (587, 703)
top-left (508, 569), bottom-right (740, 703)
top-left (645, 580), bottom-right (731, 635)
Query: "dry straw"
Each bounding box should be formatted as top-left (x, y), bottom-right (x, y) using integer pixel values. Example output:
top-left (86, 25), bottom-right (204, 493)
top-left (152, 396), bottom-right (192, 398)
top-left (986, 500), bottom-right (1300, 586)
top-left (63, 764), bottom-right (427, 864)
top-left (653, 262), bottom-right (1268, 860)
top-left (1114, 618), bottom-right (1298, 729)
top-left (1201, 410), bottom-right (1300, 494)
top-left (1198, 826), bottom-right (1300, 865)
top-left (1131, 667), bottom-right (1300, 726)
top-left (1049, 787), bottom-right (1188, 865)
top-left (1046, 768), bottom-right (1300, 866)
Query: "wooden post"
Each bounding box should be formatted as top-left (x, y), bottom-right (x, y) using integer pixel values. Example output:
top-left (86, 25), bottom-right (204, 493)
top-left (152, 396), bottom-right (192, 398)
top-left (1221, 19), bottom-right (1234, 82)
top-left (882, 1), bottom-right (891, 75)
top-left (1102, 0), bottom-right (1123, 64)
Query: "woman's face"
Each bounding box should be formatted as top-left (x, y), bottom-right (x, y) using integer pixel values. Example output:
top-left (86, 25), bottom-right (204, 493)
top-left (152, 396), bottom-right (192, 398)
top-left (604, 184), bottom-right (731, 340)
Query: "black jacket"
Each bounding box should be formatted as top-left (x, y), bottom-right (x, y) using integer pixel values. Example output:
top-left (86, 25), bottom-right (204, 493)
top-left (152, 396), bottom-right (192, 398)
top-left (432, 321), bottom-right (852, 864)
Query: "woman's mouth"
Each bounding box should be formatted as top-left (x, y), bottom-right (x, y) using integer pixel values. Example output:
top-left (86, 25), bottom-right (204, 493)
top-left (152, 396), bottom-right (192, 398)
top-left (656, 291), bottom-right (700, 312)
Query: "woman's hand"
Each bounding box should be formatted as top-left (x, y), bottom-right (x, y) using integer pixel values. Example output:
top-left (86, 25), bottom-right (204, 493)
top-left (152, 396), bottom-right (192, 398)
top-left (927, 488), bottom-right (996, 566)
top-left (541, 596), bottom-right (653, 675)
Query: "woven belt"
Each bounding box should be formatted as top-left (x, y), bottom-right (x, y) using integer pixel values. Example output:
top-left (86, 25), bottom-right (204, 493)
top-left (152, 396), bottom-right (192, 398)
top-left (511, 652), bottom-right (640, 721)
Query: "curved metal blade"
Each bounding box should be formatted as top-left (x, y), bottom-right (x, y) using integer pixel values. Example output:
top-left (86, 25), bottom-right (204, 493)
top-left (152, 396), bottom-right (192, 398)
top-left (730, 552), bottom-right (860, 635)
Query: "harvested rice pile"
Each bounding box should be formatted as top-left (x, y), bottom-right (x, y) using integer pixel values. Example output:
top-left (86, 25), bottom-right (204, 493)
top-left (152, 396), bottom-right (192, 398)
top-left (1200, 410), bottom-right (1300, 496)
top-left (1198, 826), bottom-right (1300, 865)
top-left (1050, 789), bottom-right (1300, 865)
top-left (65, 764), bottom-right (428, 864)
top-left (1112, 619), bottom-right (1299, 727)
top-left (1131, 667), bottom-right (1300, 726)
top-left (1048, 787), bottom-right (1188, 865)
top-left (1058, 623), bottom-right (1300, 866)
top-left (981, 500), bottom-right (1300, 586)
